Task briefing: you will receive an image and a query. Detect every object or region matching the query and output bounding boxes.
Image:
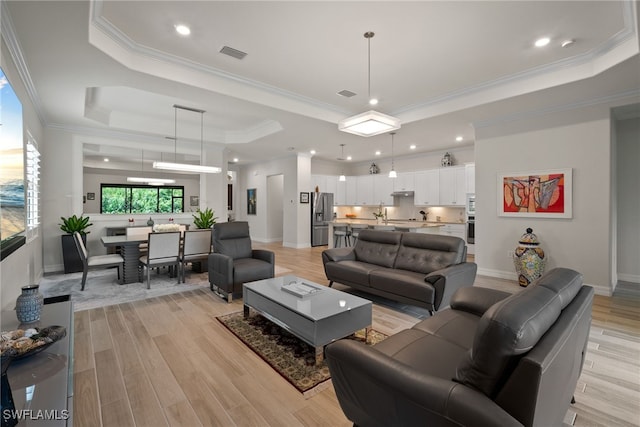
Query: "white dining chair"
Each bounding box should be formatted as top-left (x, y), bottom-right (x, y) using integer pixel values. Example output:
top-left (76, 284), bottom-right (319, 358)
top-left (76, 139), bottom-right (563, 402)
top-left (180, 229), bottom-right (212, 283)
top-left (126, 226), bottom-right (152, 253)
top-left (138, 231), bottom-right (181, 289)
top-left (73, 232), bottom-right (124, 291)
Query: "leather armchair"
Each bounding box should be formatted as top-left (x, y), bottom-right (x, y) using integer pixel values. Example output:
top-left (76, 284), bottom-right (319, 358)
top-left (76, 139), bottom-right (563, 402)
top-left (208, 221), bottom-right (275, 302)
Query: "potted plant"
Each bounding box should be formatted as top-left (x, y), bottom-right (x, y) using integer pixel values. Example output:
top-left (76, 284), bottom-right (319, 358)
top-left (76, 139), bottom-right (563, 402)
top-left (192, 208), bottom-right (218, 229)
top-left (191, 208), bottom-right (218, 272)
top-left (59, 214), bottom-right (92, 273)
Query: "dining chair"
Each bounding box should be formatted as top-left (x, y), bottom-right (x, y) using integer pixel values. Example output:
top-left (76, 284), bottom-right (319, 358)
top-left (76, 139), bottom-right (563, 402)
top-left (138, 231), bottom-right (181, 289)
top-left (180, 229), bottom-right (212, 283)
top-left (126, 226), bottom-right (152, 253)
top-left (73, 232), bottom-right (124, 291)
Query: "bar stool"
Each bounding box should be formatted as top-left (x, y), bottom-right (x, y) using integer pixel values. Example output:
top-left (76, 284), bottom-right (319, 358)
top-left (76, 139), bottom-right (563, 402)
top-left (333, 224), bottom-right (351, 247)
top-left (349, 223), bottom-right (369, 246)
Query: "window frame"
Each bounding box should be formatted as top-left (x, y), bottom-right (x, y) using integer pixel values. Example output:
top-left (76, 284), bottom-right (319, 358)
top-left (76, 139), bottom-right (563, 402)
top-left (100, 184), bottom-right (185, 214)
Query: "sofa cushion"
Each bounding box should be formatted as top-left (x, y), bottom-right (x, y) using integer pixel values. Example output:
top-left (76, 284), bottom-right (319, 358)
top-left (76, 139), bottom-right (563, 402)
top-left (353, 230), bottom-right (402, 268)
top-left (394, 233), bottom-right (465, 274)
top-left (412, 308), bottom-right (481, 350)
top-left (369, 268), bottom-right (435, 304)
top-left (373, 328), bottom-right (469, 380)
top-left (454, 268), bottom-right (584, 398)
top-left (232, 257), bottom-right (274, 285)
top-left (325, 260), bottom-right (383, 287)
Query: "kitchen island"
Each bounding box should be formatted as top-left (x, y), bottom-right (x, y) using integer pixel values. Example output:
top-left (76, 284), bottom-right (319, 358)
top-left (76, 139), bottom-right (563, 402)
top-left (327, 219), bottom-right (451, 248)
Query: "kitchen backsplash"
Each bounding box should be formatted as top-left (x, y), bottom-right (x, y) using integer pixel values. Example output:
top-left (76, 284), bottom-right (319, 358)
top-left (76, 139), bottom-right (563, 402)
top-left (334, 197), bottom-right (466, 223)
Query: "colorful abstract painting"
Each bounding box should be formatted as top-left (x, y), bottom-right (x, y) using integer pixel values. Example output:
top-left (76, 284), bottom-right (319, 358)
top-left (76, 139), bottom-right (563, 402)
top-left (498, 169), bottom-right (572, 218)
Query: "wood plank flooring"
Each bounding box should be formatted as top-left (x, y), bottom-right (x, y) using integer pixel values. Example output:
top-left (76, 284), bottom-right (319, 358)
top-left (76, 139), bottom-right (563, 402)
top-left (73, 243), bottom-right (640, 426)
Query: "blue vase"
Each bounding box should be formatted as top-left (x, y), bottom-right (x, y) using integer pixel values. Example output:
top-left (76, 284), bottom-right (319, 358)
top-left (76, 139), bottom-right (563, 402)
top-left (15, 285), bottom-right (44, 324)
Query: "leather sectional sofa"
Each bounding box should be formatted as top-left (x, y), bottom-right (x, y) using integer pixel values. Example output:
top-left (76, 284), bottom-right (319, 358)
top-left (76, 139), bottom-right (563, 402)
top-left (322, 229), bottom-right (477, 314)
top-left (326, 267), bottom-right (594, 427)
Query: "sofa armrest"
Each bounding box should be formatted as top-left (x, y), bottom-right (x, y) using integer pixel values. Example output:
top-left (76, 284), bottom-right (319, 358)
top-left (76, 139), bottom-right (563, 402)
top-left (321, 247), bottom-right (356, 265)
top-left (450, 287), bottom-right (513, 317)
top-left (425, 262), bottom-right (477, 311)
top-left (252, 249), bottom-right (275, 265)
top-left (208, 253), bottom-right (234, 288)
top-left (326, 339), bottom-right (522, 427)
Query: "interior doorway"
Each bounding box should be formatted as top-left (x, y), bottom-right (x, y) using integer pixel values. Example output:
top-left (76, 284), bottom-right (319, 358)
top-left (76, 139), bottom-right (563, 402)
top-left (266, 174), bottom-right (284, 242)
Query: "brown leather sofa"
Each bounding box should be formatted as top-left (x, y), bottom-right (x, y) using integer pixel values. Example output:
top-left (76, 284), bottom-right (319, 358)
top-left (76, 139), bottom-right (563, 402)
top-left (326, 268), bottom-right (594, 427)
top-left (322, 230), bottom-right (477, 314)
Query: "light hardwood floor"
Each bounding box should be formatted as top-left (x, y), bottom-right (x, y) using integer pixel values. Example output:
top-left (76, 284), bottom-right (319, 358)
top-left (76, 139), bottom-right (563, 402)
top-left (73, 243), bottom-right (640, 426)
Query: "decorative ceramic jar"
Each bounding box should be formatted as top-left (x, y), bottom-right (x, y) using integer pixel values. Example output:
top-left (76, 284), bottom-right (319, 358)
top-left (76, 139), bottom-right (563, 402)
top-left (369, 162), bottom-right (379, 174)
top-left (15, 285), bottom-right (44, 324)
top-left (441, 152), bottom-right (453, 167)
top-left (147, 217), bottom-right (154, 226)
top-left (513, 228), bottom-right (546, 287)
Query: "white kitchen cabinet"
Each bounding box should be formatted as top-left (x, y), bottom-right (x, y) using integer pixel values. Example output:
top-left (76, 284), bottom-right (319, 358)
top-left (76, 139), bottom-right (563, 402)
top-left (394, 172), bottom-right (414, 192)
top-left (439, 223), bottom-right (466, 241)
top-left (324, 175), bottom-right (338, 199)
top-left (373, 174), bottom-right (394, 206)
top-left (439, 166), bottom-right (466, 206)
top-left (413, 169), bottom-right (440, 206)
top-left (310, 174), bottom-right (325, 193)
top-left (345, 177), bottom-right (358, 205)
top-left (335, 178), bottom-right (347, 205)
top-left (355, 175), bottom-right (374, 205)
top-left (465, 163), bottom-right (475, 194)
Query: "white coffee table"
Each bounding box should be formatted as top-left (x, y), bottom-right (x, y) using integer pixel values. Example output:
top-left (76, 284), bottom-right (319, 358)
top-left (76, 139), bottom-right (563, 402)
top-left (243, 275), bottom-right (372, 364)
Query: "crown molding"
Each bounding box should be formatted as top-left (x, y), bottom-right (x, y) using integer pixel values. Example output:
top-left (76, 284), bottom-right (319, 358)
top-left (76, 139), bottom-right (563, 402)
top-left (1, 1), bottom-right (47, 126)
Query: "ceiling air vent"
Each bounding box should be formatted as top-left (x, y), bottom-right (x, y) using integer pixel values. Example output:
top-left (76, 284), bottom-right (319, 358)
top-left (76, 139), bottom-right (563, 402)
top-left (220, 46), bottom-right (247, 60)
top-left (337, 89), bottom-right (357, 98)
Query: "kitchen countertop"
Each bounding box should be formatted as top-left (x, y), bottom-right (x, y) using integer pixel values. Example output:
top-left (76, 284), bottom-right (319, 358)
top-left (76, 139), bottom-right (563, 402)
top-left (331, 219), bottom-right (464, 227)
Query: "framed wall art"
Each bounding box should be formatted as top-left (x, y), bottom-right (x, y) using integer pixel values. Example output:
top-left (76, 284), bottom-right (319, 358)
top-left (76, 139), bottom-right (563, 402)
top-left (300, 192), bottom-right (309, 204)
top-left (247, 188), bottom-right (257, 215)
top-left (498, 168), bottom-right (572, 218)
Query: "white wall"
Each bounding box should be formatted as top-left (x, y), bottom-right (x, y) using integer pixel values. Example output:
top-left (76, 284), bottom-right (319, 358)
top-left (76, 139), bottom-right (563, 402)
top-left (1, 38), bottom-right (45, 310)
top-left (615, 117), bottom-right (640, 284)
top-left (266, 174), bottom-right (284, 242)
top-left (236, 154), bottom-right (310, 248)
top-left (82, 170), bottom-right (200, 214)
top-left (475, 118), bottom-right (614, 294)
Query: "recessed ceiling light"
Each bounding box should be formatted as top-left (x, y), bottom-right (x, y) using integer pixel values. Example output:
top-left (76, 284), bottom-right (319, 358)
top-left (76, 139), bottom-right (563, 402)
top-left (310, 150), bottom-right (316, 155)
top-left (409, 144), bottom-right (416, 150)
top-left (233, 158), bottom-right (239, 162)
top-left (175, 24), bottom-right (191, 36)
top-left (369, 98), bottom-right (378, 106)
top-left (347, 156), bottom-right (352, 161)
top-left (375, 150), bottom-right (381, 156)
top-left (455, 136), bottom-right (463, 142)
top-left (534, 37), bottom-right (550, 47)
top-left (103, 158), bottom-right (109, 162)
top-left (561, 39), bottom-right (575, 48)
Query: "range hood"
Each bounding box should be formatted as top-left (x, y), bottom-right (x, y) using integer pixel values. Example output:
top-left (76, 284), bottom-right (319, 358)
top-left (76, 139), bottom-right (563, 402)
top-left (390, 191), bottom-right (414, 197)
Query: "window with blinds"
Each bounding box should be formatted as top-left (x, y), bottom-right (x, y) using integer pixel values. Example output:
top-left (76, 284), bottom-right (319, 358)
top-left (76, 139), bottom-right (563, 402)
top-left (26, 134), bottom-right (40, 241)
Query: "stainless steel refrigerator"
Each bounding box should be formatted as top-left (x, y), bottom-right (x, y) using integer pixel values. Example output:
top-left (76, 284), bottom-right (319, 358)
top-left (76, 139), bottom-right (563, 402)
top-left (311, 192), bottom-right (334, 246)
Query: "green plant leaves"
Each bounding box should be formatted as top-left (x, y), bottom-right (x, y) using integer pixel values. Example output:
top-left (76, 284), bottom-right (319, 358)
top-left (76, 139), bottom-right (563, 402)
top-left (192, 208), bottom-right (218, 229)
top-left (59, 214), bottom-right (92, 234)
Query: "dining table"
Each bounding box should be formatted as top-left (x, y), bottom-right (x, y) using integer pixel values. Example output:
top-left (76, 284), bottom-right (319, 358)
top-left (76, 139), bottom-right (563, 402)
top-left (100, 235), bottom-right (148, 284)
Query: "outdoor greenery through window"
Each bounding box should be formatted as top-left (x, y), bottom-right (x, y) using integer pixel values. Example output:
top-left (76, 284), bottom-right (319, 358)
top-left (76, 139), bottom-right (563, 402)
top-left (101, 184), bottom-right (184, 214)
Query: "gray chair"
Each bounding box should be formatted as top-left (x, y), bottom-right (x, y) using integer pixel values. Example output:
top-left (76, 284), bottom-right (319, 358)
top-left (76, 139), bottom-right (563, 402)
top-left (73, 231), bottom-right (124, 291)
top-left (180, 229), bottom-right (212, 283)
top-left (208, 221), bottom-right (275, 302)
top-left (138, 231), bottom-right (181, 289)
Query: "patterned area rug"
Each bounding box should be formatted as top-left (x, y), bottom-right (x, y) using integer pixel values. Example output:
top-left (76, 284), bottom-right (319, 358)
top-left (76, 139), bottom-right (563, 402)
top-left (217, 311), bottom-right (387, 397)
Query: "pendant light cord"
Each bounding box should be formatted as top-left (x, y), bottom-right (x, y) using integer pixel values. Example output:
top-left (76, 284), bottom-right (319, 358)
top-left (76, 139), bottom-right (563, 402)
top-left (364, 31), bottom-right (374, 102)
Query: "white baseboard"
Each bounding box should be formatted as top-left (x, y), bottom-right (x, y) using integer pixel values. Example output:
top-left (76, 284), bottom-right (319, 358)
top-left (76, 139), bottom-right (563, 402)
top-left (477, 268), bottom-right (613, 296)
top-left (44, 264), bottom-right (64, 274)
top-left (617, 273), bottom-right (640, 284)
top-left (476, 268), bottom-right (517, 281)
